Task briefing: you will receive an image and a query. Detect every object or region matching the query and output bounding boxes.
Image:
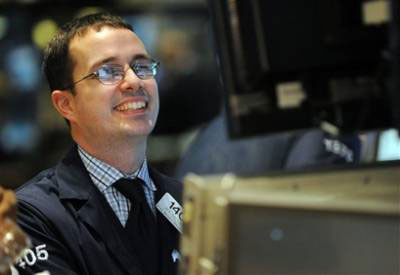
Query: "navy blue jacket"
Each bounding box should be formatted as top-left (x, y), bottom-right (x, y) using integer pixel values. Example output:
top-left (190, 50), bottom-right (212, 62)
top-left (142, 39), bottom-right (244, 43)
top-left (15, 147), bottom-right (182, 275)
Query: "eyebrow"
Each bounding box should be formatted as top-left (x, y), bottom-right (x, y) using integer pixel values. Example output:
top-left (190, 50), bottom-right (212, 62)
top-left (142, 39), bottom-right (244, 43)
top-left (89, 53), bottom-right (152, 71)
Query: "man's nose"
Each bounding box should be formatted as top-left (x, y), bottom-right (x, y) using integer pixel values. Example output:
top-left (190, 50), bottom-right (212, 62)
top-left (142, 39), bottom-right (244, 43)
top-left (120, 67), bottom-right (143, 91)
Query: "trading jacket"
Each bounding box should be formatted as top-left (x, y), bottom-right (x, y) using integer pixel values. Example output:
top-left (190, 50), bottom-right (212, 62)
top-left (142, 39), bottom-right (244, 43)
top-left (15, 146), bottom-right (182, 275)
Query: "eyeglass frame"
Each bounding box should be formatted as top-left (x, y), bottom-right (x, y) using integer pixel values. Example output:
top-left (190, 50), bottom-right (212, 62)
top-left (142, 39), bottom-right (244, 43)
top-left (63, 58), bottom-right (160, 90)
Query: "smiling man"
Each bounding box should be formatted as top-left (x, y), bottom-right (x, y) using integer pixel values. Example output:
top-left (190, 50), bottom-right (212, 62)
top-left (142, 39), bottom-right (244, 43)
top-left (15, 13), bottom-right (182, 275)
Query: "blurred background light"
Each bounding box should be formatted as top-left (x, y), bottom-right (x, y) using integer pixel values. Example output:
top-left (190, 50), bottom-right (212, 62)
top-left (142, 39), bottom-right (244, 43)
top-left (377, 129), bottom-right (400, 161)
top-left (32, 19), bottom-right (58, 49)
top-left (0, 71), bottom-right (8, 96)
top-left (0, 120), bottom-right (39, 153)
top-left (0, 15), bottom-right (8, 40)
top-left (75, 6), bottom-right (106, 18)
top-left (5, 45), bottom-right (41, 91)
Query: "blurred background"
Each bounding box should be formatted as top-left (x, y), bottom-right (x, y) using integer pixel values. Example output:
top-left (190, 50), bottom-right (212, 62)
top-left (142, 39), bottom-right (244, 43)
top-left (1, 0), bottom-right (399, 189)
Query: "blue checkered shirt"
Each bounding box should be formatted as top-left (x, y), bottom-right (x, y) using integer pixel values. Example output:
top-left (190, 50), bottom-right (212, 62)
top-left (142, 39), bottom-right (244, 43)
top-left (77, 146), bottom-right (157, 227)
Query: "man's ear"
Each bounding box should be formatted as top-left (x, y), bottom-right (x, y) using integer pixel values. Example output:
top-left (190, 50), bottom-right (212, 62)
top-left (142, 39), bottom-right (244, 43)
top-left (51, 90), bottom-right (76, 123)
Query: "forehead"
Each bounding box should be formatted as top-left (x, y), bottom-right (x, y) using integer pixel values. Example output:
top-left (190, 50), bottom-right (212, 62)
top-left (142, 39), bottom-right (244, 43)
top-left (69, 26), bottom-right (148, 72)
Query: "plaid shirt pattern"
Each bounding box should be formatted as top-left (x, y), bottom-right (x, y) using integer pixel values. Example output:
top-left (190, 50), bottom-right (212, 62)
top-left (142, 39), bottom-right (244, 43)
top-left (77, 146), bottom-right (157, 227)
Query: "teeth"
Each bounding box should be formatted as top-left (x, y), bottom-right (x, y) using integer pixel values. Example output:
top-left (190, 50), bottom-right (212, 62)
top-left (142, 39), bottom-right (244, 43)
top-left (116, 101), bottom-right (146, 111)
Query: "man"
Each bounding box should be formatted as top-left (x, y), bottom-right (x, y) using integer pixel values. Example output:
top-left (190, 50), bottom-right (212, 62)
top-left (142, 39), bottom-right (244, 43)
top-left (15, 13), bottom-right (182, 275)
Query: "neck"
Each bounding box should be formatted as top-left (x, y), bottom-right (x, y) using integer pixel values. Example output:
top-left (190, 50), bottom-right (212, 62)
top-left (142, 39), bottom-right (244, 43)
top-left (73, 133), bottom-right (147, 174)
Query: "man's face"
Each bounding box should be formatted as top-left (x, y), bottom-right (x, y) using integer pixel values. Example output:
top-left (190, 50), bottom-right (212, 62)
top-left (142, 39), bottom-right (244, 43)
top-left (66, 27), bottom-right (159, 145)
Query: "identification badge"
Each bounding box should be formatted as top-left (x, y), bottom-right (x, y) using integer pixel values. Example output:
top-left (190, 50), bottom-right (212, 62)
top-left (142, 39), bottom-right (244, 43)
top-left (156, 193), bottom-right (183, 233)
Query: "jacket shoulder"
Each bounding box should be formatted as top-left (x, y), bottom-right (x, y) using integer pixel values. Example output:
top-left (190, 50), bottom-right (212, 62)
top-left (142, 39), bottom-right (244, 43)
top-left (150, 167), bottom-right (182, 200)
top-left (15, 166), bottom-right (73, 231)
top-left (16, 167), bottom-right (60, 206)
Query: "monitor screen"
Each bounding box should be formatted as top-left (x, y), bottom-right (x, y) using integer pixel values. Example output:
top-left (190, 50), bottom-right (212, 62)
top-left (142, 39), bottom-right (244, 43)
top-left (208, 0), bottom-right (398, 138)
top-left (377, 128), bottom-right (400, 161)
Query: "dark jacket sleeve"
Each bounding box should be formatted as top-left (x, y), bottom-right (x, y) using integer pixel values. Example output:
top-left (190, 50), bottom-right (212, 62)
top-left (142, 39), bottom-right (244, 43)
top-left (15, 200), bottom-right (79, 275)
top-left (285, 130), bottom-right (361, 169)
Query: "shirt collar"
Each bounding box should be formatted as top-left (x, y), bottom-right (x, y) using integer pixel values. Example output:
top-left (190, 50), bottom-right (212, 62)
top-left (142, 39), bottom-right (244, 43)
top-left (77, 145), bottom-right (156, 192)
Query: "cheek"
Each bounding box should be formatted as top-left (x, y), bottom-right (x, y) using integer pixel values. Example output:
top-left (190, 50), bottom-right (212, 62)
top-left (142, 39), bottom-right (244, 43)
top-left (149, 82), bottom-right (159, 105)
top-left (75, 90), bottom-right (111, 120)
top-left (153, 89), bottom-right (160, 117)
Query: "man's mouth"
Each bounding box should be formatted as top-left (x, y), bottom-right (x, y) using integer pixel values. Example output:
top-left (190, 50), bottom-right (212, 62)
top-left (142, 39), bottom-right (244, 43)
top-left (114, 101), bottom-right (148, 112)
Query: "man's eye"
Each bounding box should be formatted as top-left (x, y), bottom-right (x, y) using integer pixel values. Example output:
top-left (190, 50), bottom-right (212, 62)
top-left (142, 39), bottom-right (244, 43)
top-left (135, 64), bottom-right (150, 71)
top-left (97, 65), bottom-right (123, 80)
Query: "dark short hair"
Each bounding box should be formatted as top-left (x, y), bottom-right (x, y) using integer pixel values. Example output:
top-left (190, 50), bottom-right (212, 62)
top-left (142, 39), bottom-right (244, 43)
top-left (42, 13), bottom-right (133, 92)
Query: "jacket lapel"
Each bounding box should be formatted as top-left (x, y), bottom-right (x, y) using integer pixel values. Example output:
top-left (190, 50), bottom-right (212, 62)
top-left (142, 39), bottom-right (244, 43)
top-left (56, 147), bottom-right (144, 275)
top-left (78, 187), bottom-right (144, 275)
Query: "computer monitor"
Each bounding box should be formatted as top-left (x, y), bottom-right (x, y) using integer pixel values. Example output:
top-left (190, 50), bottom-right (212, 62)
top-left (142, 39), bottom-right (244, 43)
top-left (180, 164), bottom-right (400, 275)
top-left (208, 0), bottom-right (399, 138)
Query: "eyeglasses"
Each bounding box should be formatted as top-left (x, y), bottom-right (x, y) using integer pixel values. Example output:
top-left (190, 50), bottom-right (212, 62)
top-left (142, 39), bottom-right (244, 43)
top-left (66, 58), bottom-right (160, 89)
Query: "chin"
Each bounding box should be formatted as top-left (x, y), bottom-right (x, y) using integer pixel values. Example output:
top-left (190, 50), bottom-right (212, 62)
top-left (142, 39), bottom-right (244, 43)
top-left (118, 117), bottom-right (156, 137)
top-left (124, 127), bottom-right (154, 138)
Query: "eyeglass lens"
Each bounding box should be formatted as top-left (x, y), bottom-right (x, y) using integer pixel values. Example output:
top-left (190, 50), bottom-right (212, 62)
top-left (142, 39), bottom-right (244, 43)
top-left (96, 59), bottom-right (158, 85)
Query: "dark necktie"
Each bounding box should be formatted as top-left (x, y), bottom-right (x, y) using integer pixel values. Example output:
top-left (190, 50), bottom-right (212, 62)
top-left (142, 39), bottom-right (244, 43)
top-left (114, 177), bottom-right (158, 275)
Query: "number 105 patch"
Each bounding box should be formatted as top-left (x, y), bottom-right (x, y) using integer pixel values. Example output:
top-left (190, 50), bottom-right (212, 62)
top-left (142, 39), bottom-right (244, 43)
top-left (16, 244), bottom-right (49, 269)
top-left (156, 193), bottom-right (183, 233)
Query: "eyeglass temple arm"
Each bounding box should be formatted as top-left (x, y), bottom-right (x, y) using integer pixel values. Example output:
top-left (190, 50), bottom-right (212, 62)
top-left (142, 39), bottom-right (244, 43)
top-left (62, 72), bottom-right (97, 90)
